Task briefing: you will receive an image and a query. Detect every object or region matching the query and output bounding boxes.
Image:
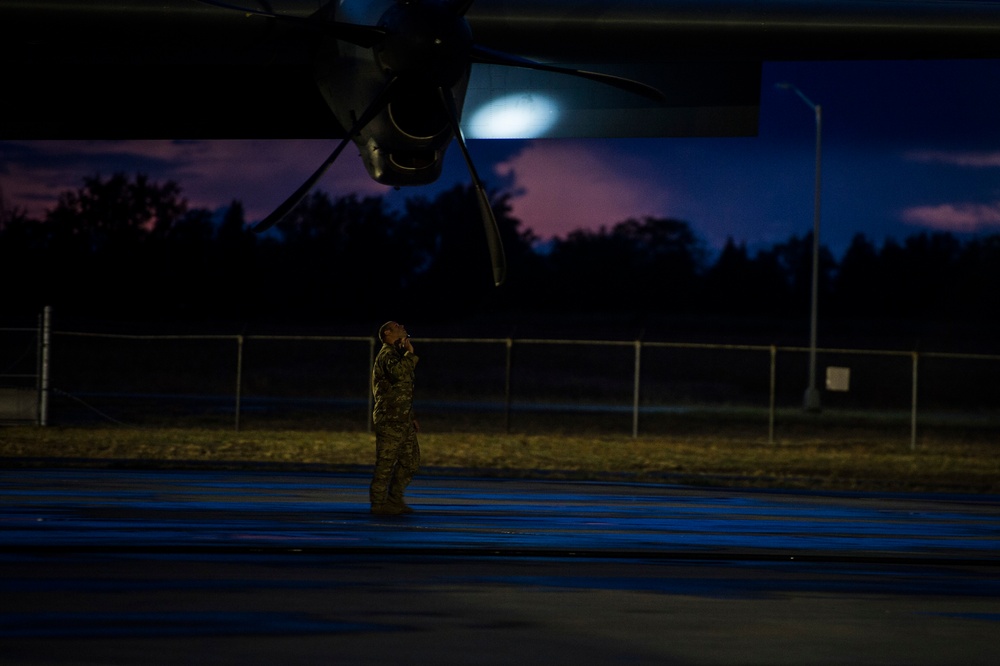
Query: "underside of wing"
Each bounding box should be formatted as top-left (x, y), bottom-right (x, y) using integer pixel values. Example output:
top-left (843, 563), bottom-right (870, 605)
top-left (463, 60), bottom-right (761, 139)
top-left (465, 0), bottom-right (1000, 62)
top-left (0, 0), bottom-right (334, 139)
top-left (2, 0), bottom-right (1000, 140)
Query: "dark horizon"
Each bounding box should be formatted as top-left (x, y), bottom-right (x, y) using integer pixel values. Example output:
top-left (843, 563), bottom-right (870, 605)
top-left (3, 172), bottom-right (999, 354)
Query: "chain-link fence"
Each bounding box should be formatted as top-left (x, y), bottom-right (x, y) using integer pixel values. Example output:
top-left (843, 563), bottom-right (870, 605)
top-left (5, 314), bottom-right (998, 447)
top-left (0, 309), bottom-right (48, 425)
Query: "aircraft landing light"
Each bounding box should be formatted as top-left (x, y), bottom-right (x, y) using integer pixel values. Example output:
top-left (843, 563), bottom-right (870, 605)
top-left (465, 93), bottom-right (559, 139)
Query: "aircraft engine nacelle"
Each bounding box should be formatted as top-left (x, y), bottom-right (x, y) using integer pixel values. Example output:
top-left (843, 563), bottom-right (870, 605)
top-left (373, 1), bottom-right (473, 87)
top-left (317, 0), bottom-right (472, 187)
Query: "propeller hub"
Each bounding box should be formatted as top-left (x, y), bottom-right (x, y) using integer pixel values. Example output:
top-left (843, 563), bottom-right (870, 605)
top-left (374, 0), bottom-right (473, 87)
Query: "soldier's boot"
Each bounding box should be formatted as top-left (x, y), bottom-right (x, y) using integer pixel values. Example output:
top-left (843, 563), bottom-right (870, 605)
top-left (370, 502), bottom-right (404, 516)
top-left (386, 500), bottom-right (414, 514)
top-left (385, 493), bottom-right (414, 514)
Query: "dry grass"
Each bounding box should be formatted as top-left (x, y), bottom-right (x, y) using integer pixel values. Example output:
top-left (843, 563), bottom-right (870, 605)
top-left (2, 425), bottom-right (998, 494)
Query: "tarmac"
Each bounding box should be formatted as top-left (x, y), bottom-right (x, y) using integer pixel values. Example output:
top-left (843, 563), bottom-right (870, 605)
top-left (1, 467), bottom-right (999, 665)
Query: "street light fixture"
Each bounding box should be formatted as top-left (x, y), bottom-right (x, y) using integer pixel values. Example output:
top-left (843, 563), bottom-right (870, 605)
top-left (776, 82), bottom-right (823, 413)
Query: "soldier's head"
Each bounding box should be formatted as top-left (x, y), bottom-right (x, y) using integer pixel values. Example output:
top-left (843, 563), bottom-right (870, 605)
top-left (379, 321), bottom-right (407, 345)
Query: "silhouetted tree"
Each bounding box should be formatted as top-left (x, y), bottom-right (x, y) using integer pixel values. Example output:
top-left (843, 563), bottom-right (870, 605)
top-left (33, 173), bottom-right (189, 315)
top-left (705, 238), bottom-right (754, 314)
top-left (141, 207), bottom-right (217, 318)
top-left (547, 225), bottom-right (636, 310)
top-left (6, 168), bottom-right (1000, 348)
top-left (263, 191), bottom-right (415, 319)
top-left (0, 203), bottom-right (45, 312)
top-left (614, 216), bottom-right (707, 309)
top-left (216, 201), bottom-right (254, 253)
top-left (832, 233), bottom-right (883, 316)
top-left (907, 232), bottom-right (963, 316)
top-left (958, 234), bottom-right (1000, 322)
top-left (476, 191), bottom-right (547, 310)
top-left (766, 232), bottom-right (836, 313)
top-left (405, 184), bottom-right (536, 315)
top-left (875, 232), bottom-right (963, 319)
top-left (45, 173), bottom-right (186, 251)
top-left (548, 217), bottom-right (706, 312)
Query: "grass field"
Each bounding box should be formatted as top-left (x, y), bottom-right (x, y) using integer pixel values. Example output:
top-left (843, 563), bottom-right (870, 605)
top-left (2, 425), bottom-right (998, 494)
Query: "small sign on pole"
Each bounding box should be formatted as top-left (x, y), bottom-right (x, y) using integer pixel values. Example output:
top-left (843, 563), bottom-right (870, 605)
top-left (825, 366), bottom-right (851, 392)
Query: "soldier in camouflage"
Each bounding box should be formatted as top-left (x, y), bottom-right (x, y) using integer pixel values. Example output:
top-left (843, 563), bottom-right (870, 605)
top-left (369, 321), bottom-right (421, 515)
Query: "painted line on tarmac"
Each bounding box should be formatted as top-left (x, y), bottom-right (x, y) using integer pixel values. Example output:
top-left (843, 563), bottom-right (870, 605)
top-left (3, 543), bottom-right (999, 567)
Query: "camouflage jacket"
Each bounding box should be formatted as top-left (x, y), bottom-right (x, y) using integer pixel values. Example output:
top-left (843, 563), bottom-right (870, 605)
top-left (372, 342), bottom-right (419, 425)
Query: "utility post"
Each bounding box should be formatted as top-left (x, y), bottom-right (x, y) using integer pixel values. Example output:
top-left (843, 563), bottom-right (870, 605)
top-left (777, 82), bottom-right (823, 412)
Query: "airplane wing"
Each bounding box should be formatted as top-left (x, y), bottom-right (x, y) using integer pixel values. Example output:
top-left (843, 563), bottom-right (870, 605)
top-left (2, 0), bottom-right (1000, 140)
top-left (462, 0), bottom-right (1000, 139)
top-left (0, 1), bottom-right (329, 140)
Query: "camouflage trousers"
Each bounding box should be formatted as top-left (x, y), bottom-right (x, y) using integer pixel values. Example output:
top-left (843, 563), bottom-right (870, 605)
top-left (369, 420), bottom-right (420, 507)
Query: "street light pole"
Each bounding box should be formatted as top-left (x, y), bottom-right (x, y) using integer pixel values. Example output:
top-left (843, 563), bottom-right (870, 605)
top-left (777, 83), bottom-right (822, 412)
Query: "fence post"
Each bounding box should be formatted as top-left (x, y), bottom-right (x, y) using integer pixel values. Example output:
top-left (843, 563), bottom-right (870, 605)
top-left (769, 345), bottom-right (777, 445)
top-left (632, 339), bottom-right (642, 439)
top-left (38, 306), bottom-right (51, 426)
top-left (367, 337), bottom-right (375, 433)
top-left (504, 338), bottom-right (513, 434)
top-left (234, 335), bottom-right (244, 432)
top-left (910, 351), bottom-right (919, 451)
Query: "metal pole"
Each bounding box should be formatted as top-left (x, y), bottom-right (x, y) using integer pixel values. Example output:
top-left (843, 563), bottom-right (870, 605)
top-left (911, 351), bottom-right (919, 451)
top-left (39, 306), bottom-right (51, 426)
top-left (632, 339), bottom-right (642, 439)
top-left (35, 309), bottom-right (42, 425)
top-left (804, 103), bottom-right (823, 412)
top-left (777, 83), bottom-right (823, 413)
top-left (234, 335), bottom-right (244, 432)
top-left (504, 338), bottom-right (513, 434)
top-left (805, 104), bottom-right (823, 412)
top-left (769, 345), bottom-right (777, 445)
top-left (367, 338), bottom-right (375, 433)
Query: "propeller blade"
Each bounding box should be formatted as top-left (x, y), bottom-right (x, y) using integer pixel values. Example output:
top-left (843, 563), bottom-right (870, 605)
top-left (252, 77), bottom-right (401, 233)
top-left (194, 0), bottom-right (386, 48)
top-left (447, 0), bottom-right (476, 17)
top-left (251, 139), bottom-right (350, 233)
top-left (438, 86), bottom-right (507, 287)
top-left (471, 45), bottom-right (667, 103)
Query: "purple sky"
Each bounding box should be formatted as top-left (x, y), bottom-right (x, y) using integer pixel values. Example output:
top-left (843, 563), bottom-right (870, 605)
top-left (3, 60), bottom-right (1000, 258)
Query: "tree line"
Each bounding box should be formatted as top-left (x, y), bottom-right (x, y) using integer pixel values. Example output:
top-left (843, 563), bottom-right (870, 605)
top-left (2, 173), bottom-right (999, 335)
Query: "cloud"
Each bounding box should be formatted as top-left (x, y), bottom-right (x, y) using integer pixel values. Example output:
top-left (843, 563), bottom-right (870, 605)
top-left (901, 201), bottom-right (1000, 233)
top-left (493, 140), bottom-right (673, 239)
top-left (897, 150), bottom-right (1000, 233)
top-left (0, 140), bottom-right (393, 222)
top-left (163, 140), bottom-right (392, 222)
top-left (905, 150), bottom-right (1000, 168)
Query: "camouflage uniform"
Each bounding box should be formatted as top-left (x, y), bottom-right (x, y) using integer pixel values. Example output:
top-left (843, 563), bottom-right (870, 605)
top-left (370, 341), bottom-right (420, 511)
